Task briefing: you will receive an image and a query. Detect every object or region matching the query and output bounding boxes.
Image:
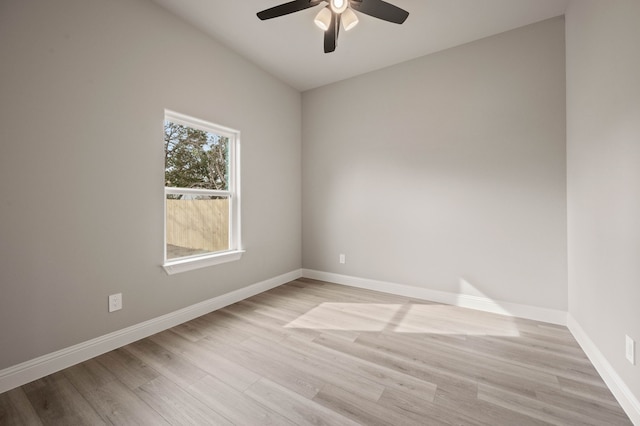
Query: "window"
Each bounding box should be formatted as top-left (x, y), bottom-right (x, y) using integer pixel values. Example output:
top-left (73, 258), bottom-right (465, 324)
top-left (162, 110), bottom-right (242, 274)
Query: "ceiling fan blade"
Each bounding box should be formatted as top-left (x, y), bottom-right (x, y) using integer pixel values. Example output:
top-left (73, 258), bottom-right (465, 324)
top-left (350, 0), bottom-right (409, 24)
top-left (324, 12), bottom-right (340, 53)
top-left (257, 0), bottom-right (322, 20)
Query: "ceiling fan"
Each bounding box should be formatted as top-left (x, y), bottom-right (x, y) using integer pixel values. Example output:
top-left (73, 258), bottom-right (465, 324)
top-left (257, 0), bottom-right (409, 53)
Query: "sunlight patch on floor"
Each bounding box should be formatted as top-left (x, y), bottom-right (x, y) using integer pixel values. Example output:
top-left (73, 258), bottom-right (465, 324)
top-left (285, 303), bottom-right (401, 331)
top-left (392, 304), bottom-right (520, 336)
top-left (284, 302), bottom-right (520, 336)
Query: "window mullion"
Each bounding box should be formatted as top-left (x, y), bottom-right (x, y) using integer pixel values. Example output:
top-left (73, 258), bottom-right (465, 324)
top-left (165, 187), bottom-right (231, 198)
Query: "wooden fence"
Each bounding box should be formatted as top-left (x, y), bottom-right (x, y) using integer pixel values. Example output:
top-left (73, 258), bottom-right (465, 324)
top-left (166, 198), bottom-right (229, 253)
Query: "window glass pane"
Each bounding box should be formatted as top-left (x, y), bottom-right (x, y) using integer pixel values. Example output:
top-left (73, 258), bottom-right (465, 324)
top-left (165, 194), bottom-right (230, 260)
top-left (164, 121), bottom-right (229, 191)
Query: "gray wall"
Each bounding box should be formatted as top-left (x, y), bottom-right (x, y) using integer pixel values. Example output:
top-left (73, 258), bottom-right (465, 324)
top-left (302, 18), bottom-right (567, 311)
top-left (0, 0), bottom-right (301, 369)
top-left (566, 0), bottom-right (640, 403)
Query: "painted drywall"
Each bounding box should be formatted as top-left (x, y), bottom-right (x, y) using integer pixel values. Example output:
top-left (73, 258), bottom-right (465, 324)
top-left (0, 0), bottom-right (301, 369)
top-left (566, 0), bottom-right (640, 407)
top-left (302, 17), bottom-right (567, 311)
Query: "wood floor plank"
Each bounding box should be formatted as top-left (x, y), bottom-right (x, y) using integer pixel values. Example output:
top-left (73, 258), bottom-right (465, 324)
top-left (313, 383), bottom-right (421, 426)
top-left (122, 337), bottom-right (208, 389)
top-left (518, 330), bottom-right (584, 354)
top-left (70, 378), bottom-right (169, 425)
top-left (0, 387), bottom-right (43, 426)
top-left (535, 386), bottom-right (634, 425)
top-left (462, 336), bottom-right (605, 387)
top-left (169, 316), bottom-right (215, 342)
top-left (225, 303), bottom-right (326, 342)
top-left (149, 329), bottom-right (262, 392)
top-left (376, 387), bottom-right (453, 426)
top-left (411, 330), bottom-right (607, 389)
top-left (556, 376), bottom-right (624, 408)
top-left (245, 377), bottom-right (361, 426)
top-left (62, 358), bottom-right (116, 392)
top-left (135, 375), bottom-right (233, 425)
top-left (215, 339), bottom-right (325, 399)
top-left (197, 311), bottom-right (255, 344)
top-left (478, 382), bottom-right (633, 426)
top-left (240, 335), bottom-right (386, 402)
top-left (430, 385), bottom-right (551, 426)
top-left (1, 280), bottom-right (632, 425)
top-left (214, 308), bottom-right (296, 343)
top-left (278, 334), bottom-right (438, 402)
top-left (22, 373), bottom-right (106, 425)
top-left (187, 374), bottom-right (297, 425)
top-left (94, 347), bottom-right (160, 390)
top-left (313, 332), bottom-right (479, 393)
top-left (359, 331), bottom-right (563, 397)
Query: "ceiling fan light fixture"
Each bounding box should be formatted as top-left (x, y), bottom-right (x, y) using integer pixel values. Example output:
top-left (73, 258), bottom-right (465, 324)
top-left (314, 6), bottom-right (332, 31)
top-left (329, 0), bottom-right (348, 14)
top-left (342, 8), bottom-right (359, 31)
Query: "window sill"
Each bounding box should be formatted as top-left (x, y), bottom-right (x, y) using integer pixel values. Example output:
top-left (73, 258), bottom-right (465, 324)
top-left (163, 250), bottom-right (245, 275)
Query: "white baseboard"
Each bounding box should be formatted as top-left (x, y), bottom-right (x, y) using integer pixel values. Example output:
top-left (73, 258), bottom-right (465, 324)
top-left (0, 269), bottom-right (303, 394)
top-left (302, 269), bottom-right (567, 325)
top-left (567, 314), bottom-right (640, 425)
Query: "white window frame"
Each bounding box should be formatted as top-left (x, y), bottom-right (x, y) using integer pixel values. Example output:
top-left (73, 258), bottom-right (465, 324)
top-left (162, 110), bottom-right (243, 275)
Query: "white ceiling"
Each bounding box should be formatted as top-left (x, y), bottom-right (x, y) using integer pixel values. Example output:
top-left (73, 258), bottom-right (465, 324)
top-left (150, 0), bottom-right (569, 91)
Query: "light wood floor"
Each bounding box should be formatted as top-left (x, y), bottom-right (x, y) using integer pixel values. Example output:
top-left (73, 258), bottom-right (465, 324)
top-left (0, 279), bottom-right (632, 425)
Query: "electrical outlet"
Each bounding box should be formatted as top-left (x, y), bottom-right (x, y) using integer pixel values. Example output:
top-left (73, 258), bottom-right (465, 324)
top-left (626, 335), bottom-right (635, 365)
top-left (339, 253), bottom-right (346, 264)
top-left (109, 293), bottom-right (122, 313)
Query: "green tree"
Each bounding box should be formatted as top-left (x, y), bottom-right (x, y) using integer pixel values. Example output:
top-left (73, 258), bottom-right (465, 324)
top-left (164, 121), bottom-right (228, 191)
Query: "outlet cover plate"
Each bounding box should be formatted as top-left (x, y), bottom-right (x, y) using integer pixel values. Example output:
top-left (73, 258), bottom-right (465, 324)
top-left (109, 293), bottom-right (122, 313)
top-left (626, 335), bottom-right (635, 365)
